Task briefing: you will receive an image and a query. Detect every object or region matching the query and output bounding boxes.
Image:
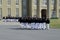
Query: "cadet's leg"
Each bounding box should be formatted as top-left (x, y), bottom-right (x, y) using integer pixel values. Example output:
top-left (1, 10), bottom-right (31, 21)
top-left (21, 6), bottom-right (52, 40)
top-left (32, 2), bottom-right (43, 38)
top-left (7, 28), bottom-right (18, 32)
top-left (31, 23), bottom-right (35, 29)
top-left (43, 23), bottom-right (46, 30)
top-left (28, 23), bottom-right (31, 28)
top-left (33, 23), bottom-right (35, 29)
top-left (34, 23), bottom-right (36, 29)
top-left (30, 23), bottom-right (32, 29)
top-left (26, 23), bottom-right (31, 29)
top-left (41, 23), bottom-right (43, 30)
top-left (39, 23), bottom-right (41, 29)
top-left (23, 23), bottom-right (26, 29)
top-left (36, 23), bottom-right (39, 29)
top-left (20, 23), bottom-right (24, 28)
top-left (28, 23), bottom-right (31, 29)
top-left (26, 23), bottom-right (28, 29)
top-left (46, 24), bottom-right (49, 30)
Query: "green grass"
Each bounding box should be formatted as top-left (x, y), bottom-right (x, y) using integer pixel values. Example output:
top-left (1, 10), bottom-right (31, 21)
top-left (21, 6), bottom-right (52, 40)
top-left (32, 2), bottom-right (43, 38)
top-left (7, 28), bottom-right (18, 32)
top-left (50, 19), bottom-right (60, 29)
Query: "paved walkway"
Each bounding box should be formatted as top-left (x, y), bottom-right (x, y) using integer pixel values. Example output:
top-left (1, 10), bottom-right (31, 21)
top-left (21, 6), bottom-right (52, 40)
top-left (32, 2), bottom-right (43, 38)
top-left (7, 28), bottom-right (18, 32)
top-left (0, 20), bottom-right (20, 25)
top-left (0, 25), bottom-right (60, 40)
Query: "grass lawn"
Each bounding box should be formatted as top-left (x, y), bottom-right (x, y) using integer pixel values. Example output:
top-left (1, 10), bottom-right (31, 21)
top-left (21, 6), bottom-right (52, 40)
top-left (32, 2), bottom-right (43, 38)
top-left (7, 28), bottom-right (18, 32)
top-left (50, 19), bottom-right (60, 29)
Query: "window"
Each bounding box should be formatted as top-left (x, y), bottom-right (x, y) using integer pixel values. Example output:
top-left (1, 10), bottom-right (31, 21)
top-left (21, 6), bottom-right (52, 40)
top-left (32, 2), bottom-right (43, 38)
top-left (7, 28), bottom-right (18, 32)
top-left (16, 0), bottom-right (19, 5)
top-left (16, 8), bottom-right (19, 17)
top-left (34, 9), bottom-right (37, 17)
top-left (0, 0), bottom-right (2, 6)
top-left (7, 0), bottom-right (11, 5)
top-left (59, 0), bottom-right (60, 6)
top-left (52, 0), bottom-right (54, 5)
top-left (34, 0), bottom-right (37, 5)
top-left (0, 8), bottom-right (2, 18)
top-left (42, 0), bottom-right (47, 6)
top-left (22, 0), bottom-right (27, 7)
top-left (8, 8), bottom-right (11, 16)
top-left (51, 9), bottom-right (56, 18)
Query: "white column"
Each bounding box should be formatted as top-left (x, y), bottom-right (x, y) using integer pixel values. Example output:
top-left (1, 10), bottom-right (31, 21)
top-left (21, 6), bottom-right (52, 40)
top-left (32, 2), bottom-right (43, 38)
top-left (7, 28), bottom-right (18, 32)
top-left (31, 0), bottom-right (37, 17)
top-left (54, 0), bottom-right (59, 18)
top-left (47, 0), bottom-right (51, 18)
top-left (19, 0), bottom-right (22, 17)
top-left (37, 0), bottom-right (40, 18)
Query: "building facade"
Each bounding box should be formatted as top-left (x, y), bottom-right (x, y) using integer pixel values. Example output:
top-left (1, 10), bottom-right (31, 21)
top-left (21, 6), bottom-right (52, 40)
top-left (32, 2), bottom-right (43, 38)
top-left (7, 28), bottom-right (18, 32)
top-left (0, 0), bottom-right (60, 19)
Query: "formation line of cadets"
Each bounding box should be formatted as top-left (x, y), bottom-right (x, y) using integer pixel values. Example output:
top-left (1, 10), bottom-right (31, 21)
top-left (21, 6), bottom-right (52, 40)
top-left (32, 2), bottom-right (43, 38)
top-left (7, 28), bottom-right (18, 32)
top-left (18, 17), bottom-right (50, 30)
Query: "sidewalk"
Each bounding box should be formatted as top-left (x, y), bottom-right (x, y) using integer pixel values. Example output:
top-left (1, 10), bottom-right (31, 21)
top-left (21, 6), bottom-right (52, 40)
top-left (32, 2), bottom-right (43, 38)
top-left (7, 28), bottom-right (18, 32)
top-left (0, 20), bottom-right (20, 25)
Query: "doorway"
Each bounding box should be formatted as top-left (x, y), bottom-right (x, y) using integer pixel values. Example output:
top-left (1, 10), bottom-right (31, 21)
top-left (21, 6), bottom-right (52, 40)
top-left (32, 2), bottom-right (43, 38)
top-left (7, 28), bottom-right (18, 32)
top-left (41, 9), bottom-right (47, 19)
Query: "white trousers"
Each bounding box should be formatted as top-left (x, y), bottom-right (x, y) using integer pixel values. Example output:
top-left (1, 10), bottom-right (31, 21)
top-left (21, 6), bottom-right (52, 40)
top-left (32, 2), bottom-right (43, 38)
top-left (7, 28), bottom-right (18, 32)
top-left (20, 23), bottom-right (25, 28)
top-left (41, 23), bottom-right (44, 29)
top-left (23, 23), bottom-right (27, 28)
top-left (26, 23), bottom-right (31, 29)
top-left (31, 23), bottom-right (35, 29)
top-left (43, 23), bottom-right (46, 30)
top-left (35, 23), bottom-right (39, 29)
top-left (46, 24), bottom-right (49, 30)
top-left (38, 23), bottom-right (42, 29)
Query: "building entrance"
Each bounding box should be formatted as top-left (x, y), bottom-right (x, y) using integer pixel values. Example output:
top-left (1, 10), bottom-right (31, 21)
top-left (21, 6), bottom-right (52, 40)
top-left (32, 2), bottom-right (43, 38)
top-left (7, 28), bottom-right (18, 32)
top-left (22, 0), bottom-right (27, 17)
top-left (41, 9), bottom-right (47, 19)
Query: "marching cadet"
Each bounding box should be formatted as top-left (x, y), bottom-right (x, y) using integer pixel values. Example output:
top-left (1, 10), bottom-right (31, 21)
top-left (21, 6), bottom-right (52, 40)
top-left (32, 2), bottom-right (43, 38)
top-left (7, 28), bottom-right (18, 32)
top-left (41, 18), bottom-right (43, 30)
top-left (42, 18), bottom-right (46, 30)
top-left (25, 17), bottom-right (31, 29)
top-left (41, 18), bottom-right (44, 30)
top-left (20, 17), bottom-right (26, 29)
top-left (34, 17), bottom-right (38, 29)
top-left (38, 18), bottom-right (42, 29)
top-left (36, 17), bottom-right (40, 29)
top-left (46, 18), bottom-right (50, 30)
top-left (44, 19), bottom-right (46, 30)
top-left (22, 17), bottom-right (27, 29)
top-left (38, 18), bottom-right (41, 29)
top-left (27, 17), bottom-right (31, 29)
top-left (3, 17), bottom-right (6, 22)
top-left (24, 17), bottom-right (27, 29)
top-left (30, 17), bottom-right (35, 29)
top-left (18, 17), bottom-right (22, 28)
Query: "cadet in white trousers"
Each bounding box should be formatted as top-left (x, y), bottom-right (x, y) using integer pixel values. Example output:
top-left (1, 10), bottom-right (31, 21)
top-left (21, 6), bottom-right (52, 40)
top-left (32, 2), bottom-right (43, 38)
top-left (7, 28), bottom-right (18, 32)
top-left (38, 18), bottom-right (42, 29)
top-left (35, 18), bottom-right (38, 29)
top-left (31, 18), bottom-right (35, 29)
top-left (43, 19), bottom-right (46, 30)
top-left (46, 18), bottom-right (50, 30)
top-left (23, 18), bottom-right (27, 29)
top-left (18, 17), bottom-right (24, 28)
top-left (41, 19), bottom-right (43, 30)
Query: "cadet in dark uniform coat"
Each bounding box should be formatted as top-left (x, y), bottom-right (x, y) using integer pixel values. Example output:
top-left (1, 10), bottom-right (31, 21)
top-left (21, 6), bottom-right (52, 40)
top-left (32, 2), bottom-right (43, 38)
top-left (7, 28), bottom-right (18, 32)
top-left (25, 17), bottom-right (31, 29)
top-left (41, 18), bottom-right (43, 29)
top-left (46, 18), bottom-right (50, 30)
top-left (22, 18), bottom-right (27, 29)
top-left (27, 17), bottom-right (31, 29)
top-left (35, 18), bottom-right (40, 29)
top-left (34, 17), bottom-right (38, 29)
top-left (38, 18), bottom-right (41, 29)
top-left (30, 17), bottom-right (35, 29)
top-left (18, 17), bottom-right (21, 23)
top-left (19, 17), bottom-right (25, 28)
top-left (39, 18), bottom-right (43, 30)
top-left (42, 18), bottom-right (46, 30)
